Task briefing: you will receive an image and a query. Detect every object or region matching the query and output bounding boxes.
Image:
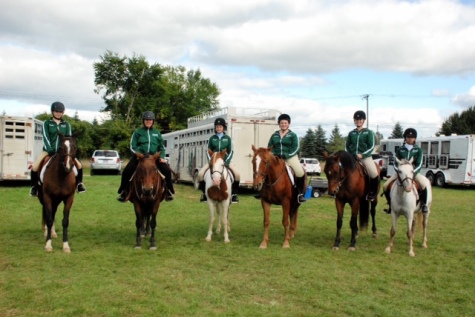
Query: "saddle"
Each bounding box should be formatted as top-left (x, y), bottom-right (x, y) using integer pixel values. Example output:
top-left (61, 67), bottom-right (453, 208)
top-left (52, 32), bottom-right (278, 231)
top-left (383, 179), bottom-right (421, 200)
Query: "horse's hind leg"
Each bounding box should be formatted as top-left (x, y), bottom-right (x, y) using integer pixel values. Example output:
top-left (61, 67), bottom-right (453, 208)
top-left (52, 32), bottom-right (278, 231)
top-left (385, 215), bottom-right (397, 254)
top-left (149, 211), bottom-right (158, 251)
top-left (370, 201), bottom-right (378, 238)
top-left (61, 198), bottom-right (74, 253)
top-left (289, 205), bottom-right (299, 239)
top-left (422, 213), bottom-right (429, 248)
top-left (222, 206), bottom-right (230, 244)
top-left (281, 201), bottom-right (292, 248)
top-left (259, 202), bottom-right (271, 249)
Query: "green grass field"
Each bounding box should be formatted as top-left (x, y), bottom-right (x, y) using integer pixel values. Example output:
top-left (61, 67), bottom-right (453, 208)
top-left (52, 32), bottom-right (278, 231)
top-left (1, 172), bottom-right (474, 317)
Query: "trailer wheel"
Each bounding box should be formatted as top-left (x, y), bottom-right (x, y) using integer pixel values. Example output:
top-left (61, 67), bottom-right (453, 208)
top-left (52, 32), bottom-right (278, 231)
top-left (312, 190), bottom-right (321, 198)
top-left (426, 171), bottom-right (435, 185)
top-left (435, 172), bottom-right (446, 188)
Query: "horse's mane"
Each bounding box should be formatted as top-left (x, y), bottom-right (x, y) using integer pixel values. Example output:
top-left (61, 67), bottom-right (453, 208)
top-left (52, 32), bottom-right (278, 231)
top-left (336, 150), bottom-right (357, 170)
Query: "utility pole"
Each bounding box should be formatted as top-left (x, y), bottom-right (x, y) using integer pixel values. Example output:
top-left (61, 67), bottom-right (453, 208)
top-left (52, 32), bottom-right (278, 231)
top-left (361, 94), bottom-right (369, 128)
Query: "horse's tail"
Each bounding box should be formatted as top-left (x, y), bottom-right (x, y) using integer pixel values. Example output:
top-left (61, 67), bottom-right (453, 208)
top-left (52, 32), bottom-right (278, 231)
top-left (359, 198), bottom-right (370, 229)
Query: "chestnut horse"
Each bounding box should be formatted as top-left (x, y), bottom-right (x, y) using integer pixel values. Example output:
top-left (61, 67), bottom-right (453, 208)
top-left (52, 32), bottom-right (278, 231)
top-left (385, 158), bottom-right (431, 257)
top-left (324, 151), bottom-right (379, 251)
top-left (38, 132), bottom-right (78, 253)
top-left (252, 145), bottom-right (305, 248)
top-left (204, 148), bottom-right (232, 243)
top-left (129, 152), bottom-right (165, 250)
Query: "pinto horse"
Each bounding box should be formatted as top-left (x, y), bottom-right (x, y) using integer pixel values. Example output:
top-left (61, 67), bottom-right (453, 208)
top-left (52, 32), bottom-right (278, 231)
top-left (324, 151), bottom-right (379, 251)
top-left (129, 152), bottom-right (165, 250)
top-left (385, 158), bottom-right (431, 257)
top-left (252, 145), bottom-right (304, 248)
top-left (38, 132), bottom-right (78, 253)
top-left (204, 148), bottom-right (232, 243)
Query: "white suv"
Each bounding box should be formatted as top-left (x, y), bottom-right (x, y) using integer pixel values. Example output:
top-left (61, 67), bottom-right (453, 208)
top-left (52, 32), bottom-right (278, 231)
top-left (90, 150), bottom-right (122, 175)
top-left (300, 158), bottom-right (321, 176)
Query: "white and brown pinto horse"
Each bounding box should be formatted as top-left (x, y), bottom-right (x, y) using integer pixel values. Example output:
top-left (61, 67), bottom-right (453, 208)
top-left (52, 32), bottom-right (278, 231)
top-left (204, 148), bottom-right (232, 243)
top-left (385, 158), bottom-right (431, 257)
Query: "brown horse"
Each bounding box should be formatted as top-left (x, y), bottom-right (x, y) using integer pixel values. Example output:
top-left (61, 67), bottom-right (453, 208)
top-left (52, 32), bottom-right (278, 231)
top-left (324, 150), bottom-right (379, 251)
top-left (251, 145), bottom-right (305, 248)
top-left (129, 152), bottom-right (165, 250)
top-left (38, 132), bottom-right (78, 253)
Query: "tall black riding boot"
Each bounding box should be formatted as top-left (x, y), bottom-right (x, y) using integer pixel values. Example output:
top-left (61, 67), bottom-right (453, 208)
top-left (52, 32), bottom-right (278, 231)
top-left (29, 170), bottom-right (39, 197)
top-left (420, 188), bottom-right (429, 213)
top-left (199, 180), bottom-right (207, 202)
top-left (383, 189), bottom-right (391, 214)
top-left (295, 176), bottom-right (307, 204)
top-left (231, 180), bottom-right (239, 203)
top-left (76, 168), bottom-right (86, 193)
top-left (366, 177), bottom-right (379, 201)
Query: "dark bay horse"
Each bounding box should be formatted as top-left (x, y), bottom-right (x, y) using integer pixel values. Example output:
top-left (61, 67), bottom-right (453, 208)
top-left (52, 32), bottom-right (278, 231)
top-left (324, 151), bottom-right (379, 251)
top-left (252, 145), bottom-right (305, 248)
top-left (38, 132), bottom-right (78, 253)
top-left (129, 152), bottom-right (165, 250)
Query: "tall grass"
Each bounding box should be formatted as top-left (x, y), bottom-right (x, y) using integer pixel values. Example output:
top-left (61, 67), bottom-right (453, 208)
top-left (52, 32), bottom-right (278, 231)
top-left (1, 172), bottom-right (474, 317)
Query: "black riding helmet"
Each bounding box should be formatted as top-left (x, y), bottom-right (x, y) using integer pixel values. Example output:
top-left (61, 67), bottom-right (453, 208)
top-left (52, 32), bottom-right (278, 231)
top-left (51, 101), bottom-right (65, 113)
top-left (142, 111), bottom-right (155, 120)
top-left (278, 113), bottom-right (291, 124)
top-left (353, 110), bottom-right (366, 120)
top-left (214, 117), bottom-right (227, 132)
top-left (404, 128), bottom-right (417, 138)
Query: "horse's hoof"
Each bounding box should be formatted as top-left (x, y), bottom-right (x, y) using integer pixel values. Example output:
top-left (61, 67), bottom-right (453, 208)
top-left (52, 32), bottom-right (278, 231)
top-left (149, 246), bottom-right (157, 251)
top-left (372, 233), bottom-right (378, 239)
top-left (332, 246), bottom-right (340, 251)
top-left (45, 247), bottom-right (53, 252)
top-left (134, 246), bottom-right (142, 250)
top-left (52, 233), bottom-right (58, 238)
top-left (63, 248), bottom-right (71, 254)
top-left (224, 239), bottom-right (231, 244)
top-left (259, 243), bottom-right (267, 249)
top-left (409, 251), bottom-right (415, 257)
top-left (282, 244), bottom-right (290, 249)
top-left (385, 247), bottom-right (391, 254)
top-left (422, 243), bottom-right (428, 248)
top-left (205, 237), bottom-right (212, 242)
top-left (348, 247), bottom-right (356, 252)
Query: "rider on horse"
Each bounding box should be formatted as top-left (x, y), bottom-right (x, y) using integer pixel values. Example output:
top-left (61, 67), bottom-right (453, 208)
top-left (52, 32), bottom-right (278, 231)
top-left (382, 128), bottom-right (430, 214)
top-left (268, 113), bottom-right (307, 204)
top-left (197, 117), bottom-right (240, 203)
top-left (29, 101), bottom-right (86, 197)
top-left (117, 111), bottom-right (175, 202)
top-left (345, 110), bottom-right (380, 201)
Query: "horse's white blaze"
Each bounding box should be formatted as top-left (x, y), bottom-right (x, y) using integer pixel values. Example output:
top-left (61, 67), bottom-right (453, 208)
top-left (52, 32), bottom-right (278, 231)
top-left (64, 139), bottom-right (73, 170)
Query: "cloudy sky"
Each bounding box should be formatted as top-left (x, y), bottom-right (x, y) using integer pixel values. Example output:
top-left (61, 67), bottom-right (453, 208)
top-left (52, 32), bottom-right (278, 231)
top-left (1, 0), bottom-right (475, 138)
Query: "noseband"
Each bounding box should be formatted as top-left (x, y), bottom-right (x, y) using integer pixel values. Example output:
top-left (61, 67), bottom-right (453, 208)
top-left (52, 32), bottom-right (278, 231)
top-left (253, 155), bottom-right (285, 187)
top-left (396, 163), bottom-right (414, 188)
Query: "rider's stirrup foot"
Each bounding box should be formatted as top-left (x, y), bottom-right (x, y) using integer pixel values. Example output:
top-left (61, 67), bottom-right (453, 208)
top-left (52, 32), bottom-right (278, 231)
top-left (297, 194), bottom-right (306, 203)
top-left (421, 205), bottom-right (429, 214)
top-left (77, 183), bottom-right (86, 193)
top-left (383, 208), bottom-right (391, 214)
top-left (117, 192), bottom-right (127, 202)
top-left (231, 195), bottom-right (239, 203)
top-left (165, 190), bottom-right (174, 201)
top-left (366, 194), bottom-right (376, 201)
top-left (29, 186), bottom-right (38, 197)
top-left (200, 194), bottom-right (207, 202)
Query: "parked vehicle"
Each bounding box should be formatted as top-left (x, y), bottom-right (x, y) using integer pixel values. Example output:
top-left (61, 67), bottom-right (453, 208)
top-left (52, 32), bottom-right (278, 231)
top-left (0, 115), bottom-right (44, 181)
top-left (309, 177), bottom-right (328, 198)
top-left (162, 107), bottom-right (281, 188)
top-left (90, 150), bottom-right (122, 175)
top-left (380, 135), bottom-right (475, 187)
top-left (300, 158), bottom-right (321, 176)
top-left (371, 153), bottom-right (389, 178)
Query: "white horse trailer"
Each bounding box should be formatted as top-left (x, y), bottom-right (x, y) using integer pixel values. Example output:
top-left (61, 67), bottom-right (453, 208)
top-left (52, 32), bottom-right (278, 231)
top-left (162, 107), bottom-right (281, 188)
top-left (0, 115), bottom-right (44, 181)
top-left (381, 135), bottom-right (475, 187)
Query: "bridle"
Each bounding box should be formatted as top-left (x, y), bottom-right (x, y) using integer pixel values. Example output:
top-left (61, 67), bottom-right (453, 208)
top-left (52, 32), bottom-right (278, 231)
top-left (58, 137), bottom-right (76, 173)
top-left (253, 154), bottom-right (285, 187)
top-left (134, 158), bottom-right (161, 199)
top-left (209, 155), bottom-right (228, 183)
top-left (396, 162), bottom-right (415, 189)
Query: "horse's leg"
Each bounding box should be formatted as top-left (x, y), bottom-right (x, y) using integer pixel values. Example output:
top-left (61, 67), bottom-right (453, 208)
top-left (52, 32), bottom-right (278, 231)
top-left (259, 201), bottom-right (271, 249)
top-left (61, 196), bottom-right (74, 253)
top-left (385, 213), bottom-right (398, 254)
top-left (281, 200), bottom-right (292, 248)
top-left (289, 203), bottom-right (299, 239)
top-left (145, 213), bottom-right (151, 237)
top-left (43, 197), bottom-right (55, 252)
top-left (370, 201), bottom-right (378, 238)
top-left (205, 202), bottom-right (215, 242)
top-left (222, 202), bottom-right (230, 244)
top-left (407, 213), bottom-right (416, 257)
top-left (134, 205), bottom-right (143, 249)
top-left (149, 204), bottom-right (159, 251)
top-left (422, 212), bottom-right (429, 248)
top-left (348, 200), bottom-right (360, 251)
top-left (333, 200), bottom-right (345, 250)
top-left (44, 222), bottom-right (58, 238)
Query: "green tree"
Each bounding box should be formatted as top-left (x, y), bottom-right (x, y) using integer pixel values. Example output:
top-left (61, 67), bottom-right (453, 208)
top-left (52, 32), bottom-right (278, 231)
top-left (389, 122), bottom-right (404, 139)
top-left (327, 124), bottom-right (345, 154)
top-left (300, 128), bottom-right (317, 158)
top-left (314, 125), bottom-right (327, 160)
top-left (93, 50), bottom-right (220, 132)
top-left (439, 106), bottom-right (475, 135)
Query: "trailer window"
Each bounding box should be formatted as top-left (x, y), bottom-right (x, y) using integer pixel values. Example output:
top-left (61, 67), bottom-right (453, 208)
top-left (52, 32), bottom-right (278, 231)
top-left (441, 141), bottom-right (450, 155)
top-left (420, 142), bottom-right (429, 154)
top-left (430, 142), bottom-right (439, 155)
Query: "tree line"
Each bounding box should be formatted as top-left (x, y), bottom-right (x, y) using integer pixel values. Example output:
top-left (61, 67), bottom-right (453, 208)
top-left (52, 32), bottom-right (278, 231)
top-left (32, 51), bottom-right (475, 160)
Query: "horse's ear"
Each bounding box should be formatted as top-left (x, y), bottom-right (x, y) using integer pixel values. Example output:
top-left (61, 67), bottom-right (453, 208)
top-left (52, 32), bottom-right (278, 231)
top-left (395, 157), bottom-right (401, 165)
top-left (152, 152), bottom-right (161, 160)
top-left (323, 151), bottom-right (329, 159)
top-left (136, 153), bottom-right (144, 159)
top-left (221, 148), bottom-right (227, 156)
top-left (267, 146), bottom-right (273, 151)
top-left (251, 145), bottom-right (257, 152)
top-left (208, 148), bottom-right (213, 157)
